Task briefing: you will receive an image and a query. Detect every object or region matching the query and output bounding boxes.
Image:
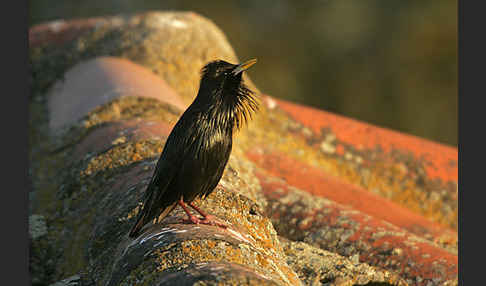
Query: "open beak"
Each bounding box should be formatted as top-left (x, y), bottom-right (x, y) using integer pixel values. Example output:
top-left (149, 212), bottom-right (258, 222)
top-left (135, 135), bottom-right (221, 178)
top-left (232, 58), bottom-right (257, 75)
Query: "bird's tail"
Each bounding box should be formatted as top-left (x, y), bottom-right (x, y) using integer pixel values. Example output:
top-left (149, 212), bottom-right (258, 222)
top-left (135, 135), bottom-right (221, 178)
top-left (128, 208), bottom-right (149, 238)
top-left (128, 202), bottom-right (178, 238)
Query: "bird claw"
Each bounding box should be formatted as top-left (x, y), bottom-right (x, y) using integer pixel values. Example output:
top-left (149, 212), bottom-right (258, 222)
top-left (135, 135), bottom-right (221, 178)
top-left (202, 215), bottom-right (229, 229)
top-left (182, 215), bottom-right (228, 229)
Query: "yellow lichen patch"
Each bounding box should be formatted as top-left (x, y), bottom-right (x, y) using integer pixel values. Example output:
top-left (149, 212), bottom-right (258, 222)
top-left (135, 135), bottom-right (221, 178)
top-left (81, 96), bottom-right (181, 131)
top-left (112, 136), bottom-right (127, 145)
top-left (81, 139), bottom-right (163, 177)
top-left (132, 153), bottom-right (143, 161)
top-left (119, 203), bottom-right (143, 222)
top-left (153, 240), bottom-right (246, 272)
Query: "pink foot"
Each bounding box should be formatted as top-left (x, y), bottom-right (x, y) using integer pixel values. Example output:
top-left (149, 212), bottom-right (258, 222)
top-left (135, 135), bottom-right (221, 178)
top-left (201, 215), bottom-right (228, 229)
top-left (182, 214), bottom-right (228, 229)
top-left (182, 215), bottom-right (203, 225)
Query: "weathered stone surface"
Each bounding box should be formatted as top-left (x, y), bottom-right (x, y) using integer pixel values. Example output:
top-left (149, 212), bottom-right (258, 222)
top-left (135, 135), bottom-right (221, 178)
top-left (70, 119), bottom-right (173, 163)
top-left (257, 97), bottom-right (458, 231)
top-left (29, 214), bottom-right (48, 240)
top-left (49, 275), bottom-right (81, 286)
top-left (281, 238), bottom-right (407, 286)
top-left (153, 262), bottom-right (281, 286)
top-left (29, 17), bottom-right (113, 48)
top-left (30, 11), bottom-right (256, 105)
top-left (30, 214), bottom-right (56, 286)
top-left (246, 147), bottom-right (457, 251)
top-left (106, 192), bottom-right (296, 285)
top-left (258, 172), bottom-right (457, 286)
top-left (29, 10), bottom-right (458, 286)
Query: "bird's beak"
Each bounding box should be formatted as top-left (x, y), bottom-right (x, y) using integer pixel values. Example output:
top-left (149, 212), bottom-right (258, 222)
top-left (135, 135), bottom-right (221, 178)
top-left (232, 58), bottom-right (257, 75)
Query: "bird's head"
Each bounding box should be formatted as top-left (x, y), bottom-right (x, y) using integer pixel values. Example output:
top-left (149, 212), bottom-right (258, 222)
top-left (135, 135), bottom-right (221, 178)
top-left (197, 59), bottom-right (259, 129)
top-left (200, 59), bottom-right (257, 87)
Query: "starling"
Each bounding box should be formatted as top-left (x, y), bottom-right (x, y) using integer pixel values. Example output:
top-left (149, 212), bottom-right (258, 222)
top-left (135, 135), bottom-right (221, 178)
top-left (129, 59), bottom-right (258, 238)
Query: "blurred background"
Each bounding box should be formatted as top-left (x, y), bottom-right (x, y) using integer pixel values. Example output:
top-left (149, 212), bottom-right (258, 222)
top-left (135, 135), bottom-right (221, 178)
top-left (30, 0), bottom-right (457, 146)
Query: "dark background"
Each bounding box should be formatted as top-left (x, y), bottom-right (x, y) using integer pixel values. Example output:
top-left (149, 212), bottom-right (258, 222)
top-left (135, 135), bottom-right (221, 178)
top-left (29, 0), bottom-right (457, 146)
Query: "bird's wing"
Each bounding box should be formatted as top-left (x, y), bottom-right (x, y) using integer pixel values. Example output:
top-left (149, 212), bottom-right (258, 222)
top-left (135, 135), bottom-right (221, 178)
top-left (139, 114), bottom-right (202, 219)
top-left (129, 117), bottom-right (197, 238)
top-left (142, 133), bottom-right (186, 214)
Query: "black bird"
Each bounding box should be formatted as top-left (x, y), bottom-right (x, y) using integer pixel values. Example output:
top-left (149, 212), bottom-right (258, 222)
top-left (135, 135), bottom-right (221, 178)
top-left (129, 59), bottom-right (258, 238)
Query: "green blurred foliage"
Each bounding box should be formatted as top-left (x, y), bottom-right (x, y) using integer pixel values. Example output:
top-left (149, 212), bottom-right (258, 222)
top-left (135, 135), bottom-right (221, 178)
top-left (30, 0), bottom-right (457, 146)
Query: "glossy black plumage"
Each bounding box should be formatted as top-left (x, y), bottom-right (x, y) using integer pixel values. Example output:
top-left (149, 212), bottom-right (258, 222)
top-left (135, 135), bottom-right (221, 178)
top-left (129, 59), bottom-right (258, 238)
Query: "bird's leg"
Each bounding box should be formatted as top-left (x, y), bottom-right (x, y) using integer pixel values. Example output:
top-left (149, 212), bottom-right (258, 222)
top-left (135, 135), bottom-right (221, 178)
top-left (178, 199), bottom-right (202, 225)
top-left (188, 202), bottom-right (209, 217)
top-left (188, 202), bottom-right (228, 229)
top-left (177, 199), bottom-right (228, 228)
